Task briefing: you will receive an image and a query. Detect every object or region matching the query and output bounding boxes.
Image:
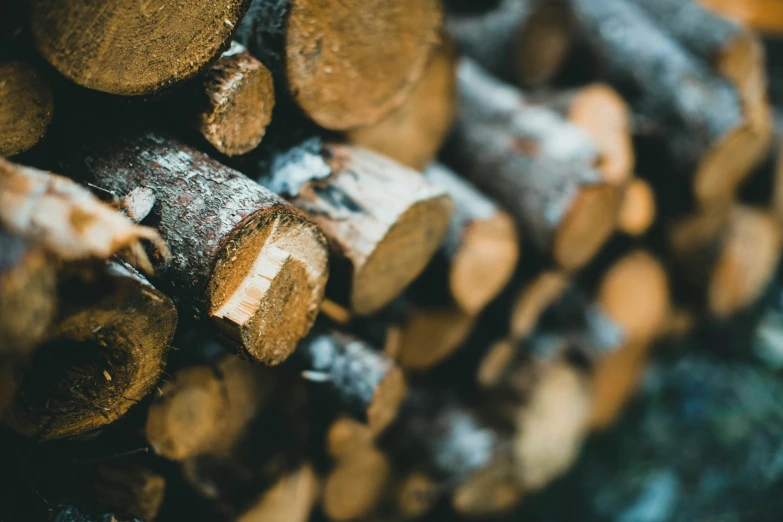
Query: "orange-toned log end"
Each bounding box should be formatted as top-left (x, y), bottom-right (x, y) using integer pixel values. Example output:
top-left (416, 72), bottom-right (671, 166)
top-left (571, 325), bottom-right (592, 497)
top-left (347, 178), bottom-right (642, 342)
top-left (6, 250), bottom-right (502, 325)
top-left (323, 447), bottom-right (391, 521)
top-left (195, 43), bottom-right (275, 156)
top-left (208, 210), bottom-right (329, 365)
top-left (510, 271), bottom-right (570, 341)
top-left (0, 61), bottom-right (53, 157)
top-left (29, 0), bottom-right (249, 95)
top-left (366, 365), bottom-right (407, 435)
top-left (237, 464), bottom-right (319, 522)
top-left (587, 342), bottom-right (649, 432)
top-left (477, 339), bottom-right (516, 389)
top-left (396, 306), bottom-right (477, 371)
top-left (397, 472), bottom-right (439, 519)
top-left (145, 366), bottom-right (229, 462)
top-left (327, 416), bottom-right (375, 460)
top-left (709, 207), bottom-right (782, 318)
top-left (450, 211), bottom-right (519, 315)
top-left (514, 2), bottom-right (573, 86)
top-left (6, 261), bottom-right (177, 441)
top-left (452, 456), bottom-right (523, 517)
top-left (699, 0), bottom-right (783, 35)
top-left (285, 0), bottom-right (442, 130)
top-left (694, 123), bottom-right (771, 206)
top-left (597, 251), bottom-right (670, 343)
top-left (93, 463), bottom-right (166, 522)
top-left (346, 36), bottom-right (457, 170)
top-left (553, 184), bottom-right (618, 270)
top-left (568, 84), bottom-right (634, 185)
top-left (718, 32), bottom-right (767, 118)
top-left (618, 179), bottom-right (656, 236)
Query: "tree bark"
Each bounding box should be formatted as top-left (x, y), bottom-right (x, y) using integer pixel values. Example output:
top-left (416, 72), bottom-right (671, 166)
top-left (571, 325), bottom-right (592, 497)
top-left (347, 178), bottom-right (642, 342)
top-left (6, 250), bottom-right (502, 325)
top-left (0, 61), bottom-right (53, 157)
top-left (5, 260), bottom-right (178, 441)
top-left (60, 131), bottom-right (329, 364)
top-left (449, 59), bottom-right (617, 270)
top-left (190, 42), bottom-right (275, 157)
top-left (28, 0), bottom-right (251, 95)
top-left (235, 0), bottom-right (442, 130)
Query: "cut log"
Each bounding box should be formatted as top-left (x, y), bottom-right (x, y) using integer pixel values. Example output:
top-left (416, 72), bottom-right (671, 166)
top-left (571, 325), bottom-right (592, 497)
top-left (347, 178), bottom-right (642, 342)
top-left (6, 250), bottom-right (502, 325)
top-left (236, 0), bottom-right (442, 130)
top-left (0, 61), bottom-right (53, 157)
top-left (346, 37), bottom-right (457, 171)
top-left (0, 230), bottom-right (56, 356)
top-left (394, 472), bottom-right (440, 519)
top-left (393, 304), bottom-right (477, 371)
top-left (61, 131), bottom-right (329, 364)
top-left (510, 270), bottom-right (570, 341)
top-left (450, 59), bottom-right (616, 270)
top-left (628, 0), bottom-right (768, 124)
top-left (699, 0), bottom-right (783, 35)
top-left (446, 0), bottom-right (573, 87)
top-left (323, 446), bottom-right (391, 521)
top-left (587, 341), bottom-right (648, 431)
top-left (253, 142), bottom-right (452, 315)
top-left (93, 463), bottom-right (166, 522)
top-left (422, 163), bottom-right (519, 316)
top-left (452, 445), bottom-right (523, 517)
top-left (670, 205), bottom-right (781, 318)
top-left (236, 463), bottom-right (319, 522)
top-left (533, 84), bottom-right (634, 185)
top-left (568, 0), bottom-right (769, 206)
top-left (617, 178), bottom-right (656, 236)
top-left (0, 157), bottom-right (165, 273)
top-left (190, 42), bottom-right (275, 157)
top-left (146, 355), bottom-right (276, 461)
top-left (29, 0), bottom-right (251, 95)
top-left (326, 416), bottom-right (375, 460)
top-left (5, 260), bottom-right (177, 441)
top-left (296, 330), bottom-right (406, 434)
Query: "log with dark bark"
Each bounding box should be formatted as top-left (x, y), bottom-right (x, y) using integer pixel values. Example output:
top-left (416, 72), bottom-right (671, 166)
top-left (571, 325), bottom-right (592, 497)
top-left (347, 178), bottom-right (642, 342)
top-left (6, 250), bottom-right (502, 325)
top-left (146, 355), bottom-right (277, 461)
top-left (449, 59), bottom-right (617, 270)
top-left (346, 37), bottom-right (457, 171)
top-left (235, 0), bottom-right (442, 130)
top-left (446, 0), bottom-right (573, 87)
top-left (296, 329), bottom-right (406, 434)
top-left (568, 0), bottom-right (770, 206)
top-left (422, 163), bottom-right (519, 315)
top-left (60, 131), bottom-right (329, 364)
top-left (5, 260), bottom-right (177, 441)
top-left (532, 84), bottom-right (634, 186)
top-left (669, 205), bottom-right (781, 318)
top-left (250, 141), bottom-right (452, 315)
top-left (0, 61), bottom-right (53, 157)
top-left (190, 42), bottom-right (275, 157)
top-left (28, 0), bottom-right (251, 96)
top-left (0, 230), bottom-right (56, 357)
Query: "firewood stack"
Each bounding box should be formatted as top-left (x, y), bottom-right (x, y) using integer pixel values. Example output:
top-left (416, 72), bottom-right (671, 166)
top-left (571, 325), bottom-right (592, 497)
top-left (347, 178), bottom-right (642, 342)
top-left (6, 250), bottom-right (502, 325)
top-left (2, 0), bottom-right (783, 521)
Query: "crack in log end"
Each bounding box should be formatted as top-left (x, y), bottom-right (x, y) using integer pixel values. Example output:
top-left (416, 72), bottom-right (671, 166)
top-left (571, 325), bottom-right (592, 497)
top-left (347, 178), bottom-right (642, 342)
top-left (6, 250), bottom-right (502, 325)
top-left (208, 212), bottom-right (328, 365)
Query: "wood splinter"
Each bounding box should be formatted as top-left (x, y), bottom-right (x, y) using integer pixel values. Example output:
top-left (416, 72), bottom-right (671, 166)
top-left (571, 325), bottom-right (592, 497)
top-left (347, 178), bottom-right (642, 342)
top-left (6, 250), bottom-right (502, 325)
top-left (449, 59), bottom-right (617, 270)
top-left (297, 329), bottom-right (406, 434)
top-left (61, 131), bottom-right (329, 365)
top-left (0, 61), bottom-right (53, 157)
top-left (5, 260), bottom-right (178, 441)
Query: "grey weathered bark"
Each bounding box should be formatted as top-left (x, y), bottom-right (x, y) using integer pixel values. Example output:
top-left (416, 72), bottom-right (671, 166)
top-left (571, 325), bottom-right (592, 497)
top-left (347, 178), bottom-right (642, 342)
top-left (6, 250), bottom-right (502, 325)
top-left (60, 131), bottom-right (329, 365)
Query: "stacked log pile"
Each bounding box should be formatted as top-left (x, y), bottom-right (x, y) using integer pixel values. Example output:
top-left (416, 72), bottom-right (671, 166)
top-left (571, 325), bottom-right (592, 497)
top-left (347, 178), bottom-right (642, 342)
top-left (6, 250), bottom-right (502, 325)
top-left (2, 0), bottom-right (783, 521)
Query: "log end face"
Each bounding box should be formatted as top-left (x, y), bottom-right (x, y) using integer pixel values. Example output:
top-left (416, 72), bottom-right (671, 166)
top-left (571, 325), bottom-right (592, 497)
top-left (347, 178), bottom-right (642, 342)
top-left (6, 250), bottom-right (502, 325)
top-left (351, 193), bottom-right (453, 315)
top-left (618, 179), bottom-right (656, 236)
top-left (450, 211), bottom-right (519, 315)
top-left (285, 0), bottom-right (442, 130)
top-left (366, 365), bottom-right (406, 435)
top-left (397, 306), bottom-right (477, 370)
top-left (323, 447), bottom-right (390, 521)
top-left (587, 341), bottom-right (648, 431)
top-left (209, 209), bottom-right (328, 365)
top-left (0, 61), bottom-right (53, 157)
top-left (514, 2), bottom-right (573, 86)
top-left (554, 184), bottom-right (618, 270)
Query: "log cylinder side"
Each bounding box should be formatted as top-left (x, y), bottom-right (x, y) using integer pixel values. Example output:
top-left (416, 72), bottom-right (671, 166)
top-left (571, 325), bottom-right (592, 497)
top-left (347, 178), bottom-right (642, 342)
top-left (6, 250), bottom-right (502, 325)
top-left (0, 61), bottom-right (53, 157)
top-left (29, 0), bottom-right (251, 95)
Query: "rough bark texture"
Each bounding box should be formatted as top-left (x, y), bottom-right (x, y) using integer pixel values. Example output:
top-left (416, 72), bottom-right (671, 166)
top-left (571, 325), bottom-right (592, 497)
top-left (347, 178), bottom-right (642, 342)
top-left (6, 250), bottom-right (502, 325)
top-left (423, 163), bottom-right (519, 316)
top-left (0, 157), bottom-right (165, 273)
top-left (191, 42), bottom-right (275, 157)
top-left (60, 131), bottom-right (329, 364)
top-left (446, 0), bottom-right (572, 87)
top-left (297, 329), bottom-right (406, 434)
top-left (0, 61), bottom-right (53, 157)
top-left (29, 0), bottom-right (251, 95)
top-left (236, 0), bottom-right (442, 130)
top-left (568, 0), bottom-right (767, 205)
top-left (449, 59), bottom-right (616, 270)
top-left (0, 230), bottom-right (56, 356)
top-left (5, 260), bottom-right (177, 441)
top-left (346, 37), bottom-right (457, 171)
top-left (252, 141), bottom-right (453, 315)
